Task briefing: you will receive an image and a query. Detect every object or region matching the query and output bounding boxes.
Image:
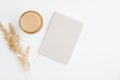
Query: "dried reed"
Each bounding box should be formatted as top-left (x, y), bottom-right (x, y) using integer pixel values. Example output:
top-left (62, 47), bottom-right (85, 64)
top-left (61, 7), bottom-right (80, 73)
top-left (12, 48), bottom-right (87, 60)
top-left (0, 22), bottom-right (30, 71)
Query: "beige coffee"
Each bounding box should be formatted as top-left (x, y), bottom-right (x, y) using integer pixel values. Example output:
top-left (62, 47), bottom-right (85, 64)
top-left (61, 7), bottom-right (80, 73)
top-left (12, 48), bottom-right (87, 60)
top-left (20, 11), bottom-right (43, 34)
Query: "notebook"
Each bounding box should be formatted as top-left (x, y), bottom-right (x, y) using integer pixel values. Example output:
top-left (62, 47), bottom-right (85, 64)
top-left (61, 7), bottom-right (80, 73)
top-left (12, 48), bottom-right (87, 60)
top-left (39, 12), bottom-right (83, 64)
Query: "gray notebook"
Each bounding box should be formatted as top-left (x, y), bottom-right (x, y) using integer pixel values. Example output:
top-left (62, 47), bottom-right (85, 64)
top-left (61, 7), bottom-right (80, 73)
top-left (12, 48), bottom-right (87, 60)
top-left (39, 12), bottom-right (83, 64)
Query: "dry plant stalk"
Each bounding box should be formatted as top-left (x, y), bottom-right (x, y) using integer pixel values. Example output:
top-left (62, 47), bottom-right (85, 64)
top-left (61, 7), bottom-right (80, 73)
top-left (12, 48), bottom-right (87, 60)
top-left (0, 22), bottom-right (30, 71)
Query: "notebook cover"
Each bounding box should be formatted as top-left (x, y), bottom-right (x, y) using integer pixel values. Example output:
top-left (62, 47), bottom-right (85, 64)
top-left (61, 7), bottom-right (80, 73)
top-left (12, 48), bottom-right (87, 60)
top-left (39, 12), bottom-right (83, 64)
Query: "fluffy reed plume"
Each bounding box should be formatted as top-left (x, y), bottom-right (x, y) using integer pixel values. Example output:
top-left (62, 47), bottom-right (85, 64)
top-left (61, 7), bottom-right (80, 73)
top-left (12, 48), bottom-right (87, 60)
top-left (0, 22), bottom-right (30, 71)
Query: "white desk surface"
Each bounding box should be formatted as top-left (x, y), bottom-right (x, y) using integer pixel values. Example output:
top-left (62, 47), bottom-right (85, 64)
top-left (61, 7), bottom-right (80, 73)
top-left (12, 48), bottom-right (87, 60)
top-left (0, 0), bottom-right (120, 80)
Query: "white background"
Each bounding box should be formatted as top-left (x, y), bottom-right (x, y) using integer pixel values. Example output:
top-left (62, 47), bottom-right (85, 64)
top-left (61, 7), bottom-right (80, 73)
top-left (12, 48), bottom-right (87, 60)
top-left (0, 0), bottom-right (120, 80)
